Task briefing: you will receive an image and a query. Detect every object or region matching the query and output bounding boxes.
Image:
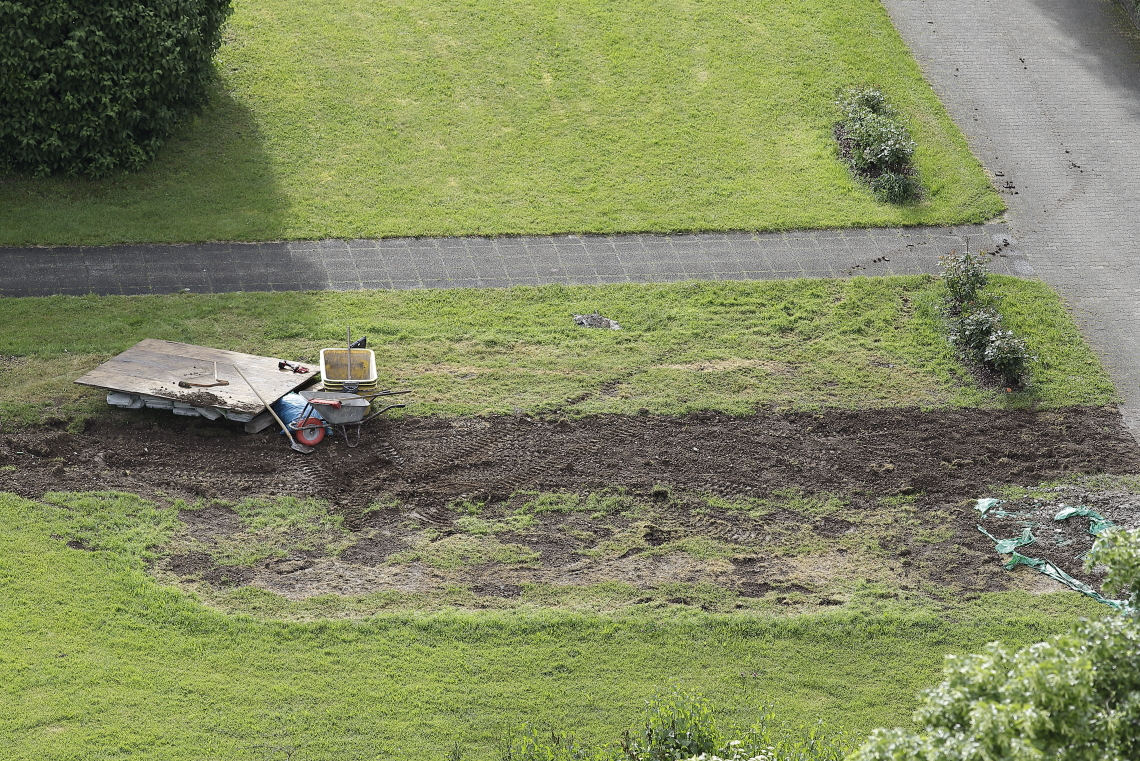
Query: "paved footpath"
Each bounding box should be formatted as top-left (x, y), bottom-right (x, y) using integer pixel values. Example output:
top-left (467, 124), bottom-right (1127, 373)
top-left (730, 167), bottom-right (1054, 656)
top-left (0, 224), bottom-right (1025, 297)
top-left (882, 0), bottom-right (1140, 425)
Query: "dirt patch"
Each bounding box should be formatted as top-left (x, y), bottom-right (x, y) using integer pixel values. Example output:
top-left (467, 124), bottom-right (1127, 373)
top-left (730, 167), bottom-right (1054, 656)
top-left (267, 558), bottom-right (314, 574)
top-left (814, 517), bottom-right (855, 537)
top-left (6, 406), bottom-right (1140, 608)
top-left (471, 581), bottom-right (524, 598)
top-left (338, 530), bottom-right (407, 566)
top-left (200, 566), bottom-right (255, 588)
top-left (168, 551), bottom-right (216, 576)
top-left (178, 504), bottom-right (244, 539)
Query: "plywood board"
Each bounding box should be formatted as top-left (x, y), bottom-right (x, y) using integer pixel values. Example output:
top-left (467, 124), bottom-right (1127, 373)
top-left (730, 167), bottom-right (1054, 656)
top-left (75, 339), bottom-right (315, 414)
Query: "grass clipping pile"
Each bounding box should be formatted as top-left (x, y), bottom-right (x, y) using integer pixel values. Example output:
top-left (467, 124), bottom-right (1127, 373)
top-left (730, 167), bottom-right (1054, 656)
top-left (4, 406), bottom-right (1140, 614)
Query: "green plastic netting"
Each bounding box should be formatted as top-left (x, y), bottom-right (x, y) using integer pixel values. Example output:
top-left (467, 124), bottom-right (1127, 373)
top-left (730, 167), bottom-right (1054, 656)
top-left (974, 497), bottom-right (1129, 611)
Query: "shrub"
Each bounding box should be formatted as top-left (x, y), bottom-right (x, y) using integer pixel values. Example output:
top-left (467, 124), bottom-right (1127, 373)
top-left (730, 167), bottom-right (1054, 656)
top-left (676, 746), bottom-right (776, 761)
top-left (620, 692), bottom-right (720, 761)
top-left (938, 249), bottom-right (989, 309)
top-left (869, 172), bottom-right (919, 204)
top-left (939, 249), bottom-right (1036, 385)
top-left (0, 0), bottom-right (232, 177)
top-left (843, 113), bottom-right (916, 174)
top-left (835, 87), bottom-right (919, 203)
top-left (499, 727), bottom-right (604, 761)
top-left (837, 87), bottom-right (897, 122)
top-left (983, 329), bottom-right (1035, 386)
top-left (492, 694), bottom-right (849, 761)
top-left (948, 306), bottom-right (1003, 361)
top-left (1089, 527), bottom-right (1140, 610)
top-left (730, 708), bottom-right (850, 761)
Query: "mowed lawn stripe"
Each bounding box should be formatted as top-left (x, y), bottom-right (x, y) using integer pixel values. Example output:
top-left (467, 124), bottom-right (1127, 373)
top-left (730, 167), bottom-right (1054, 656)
top-left (0, 0), bottom-right (1001, 245)
top-left (0, 278), bottom-right (1114, 428)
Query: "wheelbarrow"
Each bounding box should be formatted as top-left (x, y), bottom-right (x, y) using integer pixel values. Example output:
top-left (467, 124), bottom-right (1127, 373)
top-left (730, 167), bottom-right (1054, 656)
top-left (289, 389), bottom-right (409, 447)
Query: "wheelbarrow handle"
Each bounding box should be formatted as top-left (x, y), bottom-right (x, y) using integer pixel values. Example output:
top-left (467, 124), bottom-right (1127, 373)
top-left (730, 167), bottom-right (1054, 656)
top-left (359, 403), bottom-right (406, 425)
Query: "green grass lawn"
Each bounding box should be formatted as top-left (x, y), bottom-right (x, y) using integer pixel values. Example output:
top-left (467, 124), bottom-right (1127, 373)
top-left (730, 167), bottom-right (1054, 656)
top-left (0, 274), bottom-right (1118, 758)
top-left (0, 491), bottom-right (1107, 761)
top-left (0, 0), bottom-right (1002, 246)
top-left (0, 277), bottom-right (1113, 428)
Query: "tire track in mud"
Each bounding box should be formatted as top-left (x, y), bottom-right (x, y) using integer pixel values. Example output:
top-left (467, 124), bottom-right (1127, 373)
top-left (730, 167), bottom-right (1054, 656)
top-left (369, 417), bottom-right (652, 515)
top-left (334, 421), bottom-right (517, 522)
top-left (5, 407), bottom-right (1139, 513)
top-left (277, 457), bottom-right (335, 500)
top-left (325, 416), bottom-right (657, 528)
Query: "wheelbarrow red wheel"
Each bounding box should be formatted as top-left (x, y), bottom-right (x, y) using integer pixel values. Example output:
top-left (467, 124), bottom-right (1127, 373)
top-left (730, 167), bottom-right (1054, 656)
top-left (295, 418), bottom-right (326, 446)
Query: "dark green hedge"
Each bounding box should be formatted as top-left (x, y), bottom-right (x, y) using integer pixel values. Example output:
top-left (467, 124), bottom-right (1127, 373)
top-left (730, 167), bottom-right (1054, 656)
top-left (0, 0), bottom-right (232, 177)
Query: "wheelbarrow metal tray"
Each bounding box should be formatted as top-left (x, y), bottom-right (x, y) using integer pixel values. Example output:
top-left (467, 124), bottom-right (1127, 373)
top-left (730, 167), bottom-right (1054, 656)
top-left (299, 390), bottom-right (372, 424)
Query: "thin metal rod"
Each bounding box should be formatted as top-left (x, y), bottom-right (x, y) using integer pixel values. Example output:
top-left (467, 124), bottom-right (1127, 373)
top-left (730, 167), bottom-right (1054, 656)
top-left (233, 365), bottom-right (313, 453)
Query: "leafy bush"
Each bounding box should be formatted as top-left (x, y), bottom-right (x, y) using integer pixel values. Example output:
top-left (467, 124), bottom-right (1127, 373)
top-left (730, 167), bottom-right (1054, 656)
top-left (938, 248), bottom-right (1037, 385)
top-left (869, 172), bottom-right (920, 204)
top-left (499, 727), bottom-right (605, 761)
top-left (1087, 527), bottom-right (1140, 610)
top-left (851, 529), bottom-right (1140, 761)
top-left (982, 329), bottom-right (1035, 386)
top-left (494, 693), bottom-right (849, 761)
top-left (937, 249), bottom-right (989, 309)
top-left (620, 692), bottom-right (720, 761)
top-left (730, 709), bottom-right (850, 761)
top-left (0, 0), bottom-right (232, 177)
top-left (675, 745), bottom-right (776, 761)
top-left (835, 87), bottom-right (919, 203)
top-left (837, 87), bottom-right (897, 122)
top-left (843, 113), bottom-right (916, 174)
top-left (948, 306), bottom-right (1002, 360)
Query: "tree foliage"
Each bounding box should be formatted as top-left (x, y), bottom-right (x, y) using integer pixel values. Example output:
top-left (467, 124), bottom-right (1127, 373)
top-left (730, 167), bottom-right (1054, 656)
top-left (1090, 528), bottom-right (1140, 611)
top-left (0, 0), bottom-right (231, 177)
top-left (851, 528), bottom-right (1140, 761)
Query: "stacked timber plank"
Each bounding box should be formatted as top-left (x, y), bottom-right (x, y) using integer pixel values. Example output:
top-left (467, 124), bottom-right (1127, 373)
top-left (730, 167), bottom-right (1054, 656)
top-left (75, 339), bottom-right (314, 423)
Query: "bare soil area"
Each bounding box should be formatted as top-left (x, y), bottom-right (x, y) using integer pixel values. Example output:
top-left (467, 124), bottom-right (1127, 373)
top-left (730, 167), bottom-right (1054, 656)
top-left (4, 406), bottom-right (1138, 609)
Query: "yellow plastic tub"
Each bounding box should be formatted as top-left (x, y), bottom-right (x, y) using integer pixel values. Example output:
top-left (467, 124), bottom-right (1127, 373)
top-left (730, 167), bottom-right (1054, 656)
top-left (319, 348), bottom-right (378, 392)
